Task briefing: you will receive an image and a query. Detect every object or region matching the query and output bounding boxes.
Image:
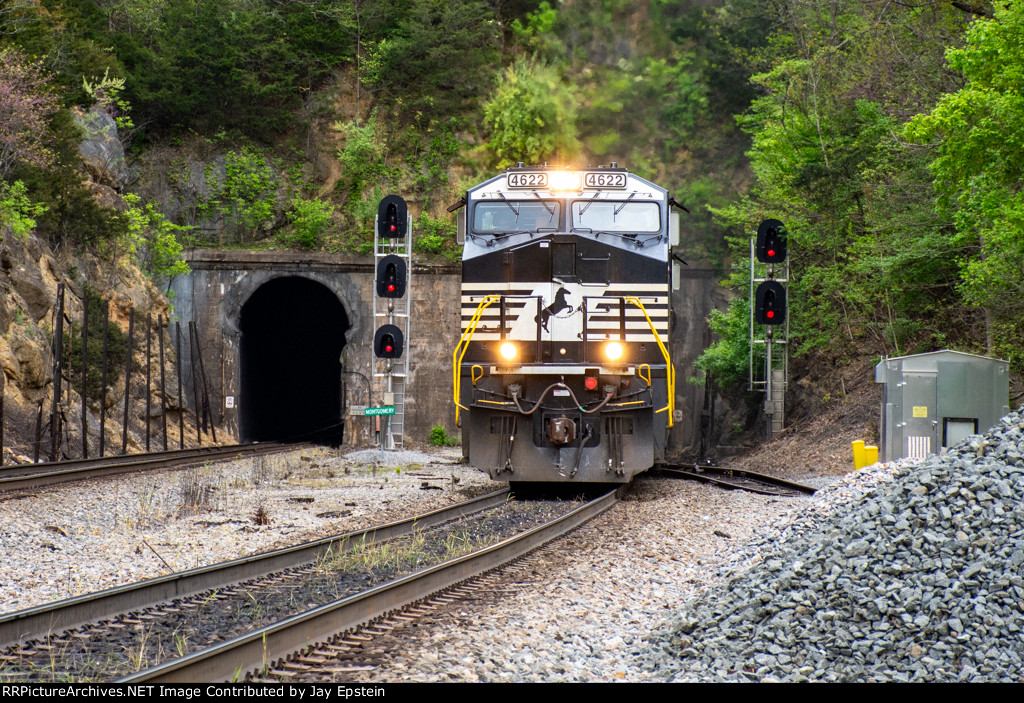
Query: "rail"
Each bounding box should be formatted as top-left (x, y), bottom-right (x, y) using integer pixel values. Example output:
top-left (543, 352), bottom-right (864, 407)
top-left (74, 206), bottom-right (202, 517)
top-left (657, 465), bottom-right (816, 497)
top-left (121, 489), bottom-right (618, 683)
top-left (0, 489), bottom-right (512, 648)
top-left (0, 442), bottom-right (304, 492)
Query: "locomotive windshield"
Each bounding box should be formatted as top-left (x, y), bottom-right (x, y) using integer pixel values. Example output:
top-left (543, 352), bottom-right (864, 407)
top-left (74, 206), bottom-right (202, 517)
top-left (473, 200), bottom-right (560, 234)
top-left (571, 201), bottom-right (660, 233)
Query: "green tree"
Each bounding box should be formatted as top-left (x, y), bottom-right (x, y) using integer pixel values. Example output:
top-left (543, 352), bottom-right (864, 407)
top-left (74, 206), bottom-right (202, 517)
top-left (285, 197), bottom-right (335, 249)
top-left (198, 147), bottom-right (278, 242)
top-left (0, 180), bottom-right (48, 239)
top-left (363, 0), bottom-right (500, 121)
top-left (906, 1), bottom-right (1024, 367)
top-left (121, 193), bottom-right (191, 285)
top-left (696, 0), bottom-right (973, 384)
top-left (483, 58), bottom-right (579, 167)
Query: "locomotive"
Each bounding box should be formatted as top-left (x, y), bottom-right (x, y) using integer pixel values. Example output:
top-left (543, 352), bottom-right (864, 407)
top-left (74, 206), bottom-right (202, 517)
top-left (453, 164), bottom-right (681, 483)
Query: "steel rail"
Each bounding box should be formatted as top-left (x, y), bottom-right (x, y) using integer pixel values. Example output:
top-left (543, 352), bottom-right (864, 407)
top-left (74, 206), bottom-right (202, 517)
top-left (657, 464), bottom-right (816, 497)
top-left (0, 489), bottom-right (512, 648)
top-left (0, 442), bottom-right (306, 492)
top-left (0, 443), bottom-right (294, 477)
top-left (120, 489), bottom-right (618, 683)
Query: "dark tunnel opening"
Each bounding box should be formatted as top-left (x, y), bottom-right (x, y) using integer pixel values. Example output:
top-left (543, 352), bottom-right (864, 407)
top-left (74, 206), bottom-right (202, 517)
top-left (239, 277), bottom-right (349, 446)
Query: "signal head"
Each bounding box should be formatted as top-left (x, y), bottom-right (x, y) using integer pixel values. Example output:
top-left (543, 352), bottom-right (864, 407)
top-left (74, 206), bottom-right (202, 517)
top-left (377, 195), bottom-right (408, 239)
top-left (755, 281), bottom-right (787, 325)
top-left (376, 255), bottom-right (407, 298)
top-left (756, 219), bottom-right (787, 264)
top-left (374, 324), bottom-right (405, 358)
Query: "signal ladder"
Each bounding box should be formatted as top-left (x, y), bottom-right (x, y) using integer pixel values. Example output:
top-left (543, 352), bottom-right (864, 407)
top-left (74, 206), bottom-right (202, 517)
top-left (372, 205), bottom-right (412, 449)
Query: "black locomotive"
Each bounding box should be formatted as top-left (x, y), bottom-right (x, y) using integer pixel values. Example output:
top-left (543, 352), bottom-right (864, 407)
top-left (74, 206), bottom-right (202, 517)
top-left (453, 165), bottom-right (679, 483)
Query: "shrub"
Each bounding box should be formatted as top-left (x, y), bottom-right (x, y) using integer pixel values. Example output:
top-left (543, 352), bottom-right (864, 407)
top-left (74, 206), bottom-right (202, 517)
top-left (285, 196), bottom-right (335, 249)
top-left (430, 425), bottom-right (459, 447)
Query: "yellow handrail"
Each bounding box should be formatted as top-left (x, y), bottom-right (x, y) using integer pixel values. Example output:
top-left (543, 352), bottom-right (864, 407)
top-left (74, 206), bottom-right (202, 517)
top-left (452, 295), bottom-right (501, 426)
top-left (624, 296), bottom-right (675, 428)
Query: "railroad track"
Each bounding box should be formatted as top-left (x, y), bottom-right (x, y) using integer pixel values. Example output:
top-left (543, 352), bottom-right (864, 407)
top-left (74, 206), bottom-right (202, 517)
top-left (0, 489), bottom-right (511, 650)
top-left (124, 490), bottom-right (615, 683)
top-left (0, 442), bottom-right (308, 492)
top-left (0, 488), bottom-right (615, 682)
top-left (656, 464), bottom-right (817, 497)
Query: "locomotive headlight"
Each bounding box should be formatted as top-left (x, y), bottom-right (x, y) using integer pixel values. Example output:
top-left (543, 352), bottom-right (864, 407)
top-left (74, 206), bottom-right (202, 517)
top-left (500, 342), bottom-right (518, 360)
top-left (549, 171), bottom-right (580, 192)
top-left (605, 341), bottom-right (624, 361)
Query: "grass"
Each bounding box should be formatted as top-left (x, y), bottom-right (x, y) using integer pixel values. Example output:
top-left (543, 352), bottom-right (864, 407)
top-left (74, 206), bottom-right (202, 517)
top-left (315, 525), bottom-right (497, 579)
top-left (252, 504), bottom-right (271, 526)
top-left (124, 624), bottom-right (149, 671)
top-left (177, 464), bottom-right (226, 515)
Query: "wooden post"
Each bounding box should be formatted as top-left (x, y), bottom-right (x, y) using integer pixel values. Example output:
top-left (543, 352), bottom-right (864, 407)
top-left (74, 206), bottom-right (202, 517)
top-left (121, 309), bottom-right (134, 454)
top-left (176, 321), bottom-right (185, 449)
top-left (34, 400), bottom-right (43, 463)
top-left (145, 313), bottom-right (151, 452)
top-left (99, 300), bottom-right (109, 457)
top-left (50, 284), bottom-right (65, 462)
top-left (188, 322), bottom-right (202, 443)
top-left (81, 297), bottom-right (89, 458)
top-left (158, 315), bottom-right (168, 451)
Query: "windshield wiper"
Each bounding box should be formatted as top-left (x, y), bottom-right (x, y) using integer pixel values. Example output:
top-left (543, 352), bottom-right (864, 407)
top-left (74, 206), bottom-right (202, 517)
top-left (497, 192), bottom-right (519, 218)
top-left (613, 191), bottom-right (638, 216)
top-left (533, 192), bottom-right (555, 217)
top-left (576, 229), bottom-right (663, 248)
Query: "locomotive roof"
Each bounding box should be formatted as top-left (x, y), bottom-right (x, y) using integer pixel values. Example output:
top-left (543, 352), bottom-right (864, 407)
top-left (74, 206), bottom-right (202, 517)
top-left (467, 167), bottom-right (668, 201)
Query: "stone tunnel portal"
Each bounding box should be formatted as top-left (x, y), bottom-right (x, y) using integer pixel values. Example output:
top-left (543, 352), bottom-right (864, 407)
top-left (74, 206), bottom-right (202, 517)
top-left (239, 276), bottom-right (350, 445)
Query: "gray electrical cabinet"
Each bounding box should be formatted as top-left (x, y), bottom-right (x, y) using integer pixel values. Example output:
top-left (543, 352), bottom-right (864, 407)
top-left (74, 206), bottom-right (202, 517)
top-left (875, 350), bottom-right (1009, 462)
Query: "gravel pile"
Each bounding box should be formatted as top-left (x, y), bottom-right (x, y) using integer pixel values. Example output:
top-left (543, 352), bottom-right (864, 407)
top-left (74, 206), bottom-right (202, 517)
top-left (644, 411), bottom-right (1024, 682)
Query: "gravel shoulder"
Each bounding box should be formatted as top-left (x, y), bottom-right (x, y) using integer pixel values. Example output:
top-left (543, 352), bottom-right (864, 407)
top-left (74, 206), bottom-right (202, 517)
top-left (10, 400), bottom-right (1017, 683)
top-left (0, 446), bottom-right (495, 614)
top-left (338, 476), bottom-right (818, 682)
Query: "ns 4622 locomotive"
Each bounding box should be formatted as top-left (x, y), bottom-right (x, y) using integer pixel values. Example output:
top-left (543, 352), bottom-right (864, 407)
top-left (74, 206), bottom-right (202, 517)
top-left (453, 164), bottom-right (682, 483)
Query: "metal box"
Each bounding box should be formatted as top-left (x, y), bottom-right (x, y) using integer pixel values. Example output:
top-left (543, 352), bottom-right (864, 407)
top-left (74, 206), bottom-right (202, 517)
top-left (875, 350), bottom-right (1009, 462)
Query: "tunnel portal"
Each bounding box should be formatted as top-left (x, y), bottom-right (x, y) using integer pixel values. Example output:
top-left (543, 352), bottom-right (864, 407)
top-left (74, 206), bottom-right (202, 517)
top-left (239, 276), bottom-right (349, 445)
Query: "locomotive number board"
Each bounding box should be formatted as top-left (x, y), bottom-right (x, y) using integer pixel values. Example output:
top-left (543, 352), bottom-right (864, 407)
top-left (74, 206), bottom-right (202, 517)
top-left (507, 172), bottom-right (549, 188)
top-left (583, 172), bottom-right (627, 189)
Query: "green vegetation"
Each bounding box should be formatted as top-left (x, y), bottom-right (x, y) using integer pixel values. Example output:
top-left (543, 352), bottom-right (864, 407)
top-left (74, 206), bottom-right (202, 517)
top-left (691, 1), bottom-right (1024, 381)
top-left (196, 147), bottom-right (278, 244)
top-left (284, 197), bottom-right (335, 250)
top-left (120, 193), bottom-right (191, 283)
top-left (484, 58), bottom-right (580, 168)
top-left (3, 0), bottom-right (1024, 391)
top-left (430, 425), bottom-right (459, 447)
top-left (0, 180), bottom-right (47, 239)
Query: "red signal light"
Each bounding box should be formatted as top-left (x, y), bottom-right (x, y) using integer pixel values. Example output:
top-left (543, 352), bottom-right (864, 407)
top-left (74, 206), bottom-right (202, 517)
top-left (385, 344), bottom-right (394, 353)
top-left (767, 249), bottom-right (775, 257)
top-left (387, 284), bottom-right (396, 292)
top-left (766, 310), bottom-right (775, 319)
